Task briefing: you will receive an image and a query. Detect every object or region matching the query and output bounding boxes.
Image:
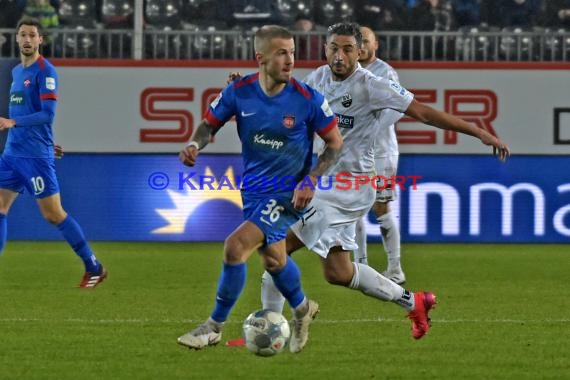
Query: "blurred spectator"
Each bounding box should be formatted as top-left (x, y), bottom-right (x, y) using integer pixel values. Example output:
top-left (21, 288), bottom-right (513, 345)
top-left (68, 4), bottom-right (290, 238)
top-left (496, 0), bottom-right (542, 28)
top-left (101, 0), bottom-right (134, 28)
top-left (406, 0), bottom-right (454, 59)
top-left (184, 0), bottom-right (231, 27)
top-left (540, 0), bottom-right (570, 28)
top-left (313, 0), bottom-right (355, 27)
top-left (21, 0), bottom-right (60, 29)
top-left (0, 0), bottom-right (25, 28)
top-left (21, 0), bottom-right (60, 56)
top-left (292, 15), bottom-right (325, 60)
top-left (229, 0), bottom-right (284, 28)
top-left (0, 0), bottom-right (24, 57)
top-left (409, 0), bottom-right (454, 30)
top-left (450, 0), bottom-right (492, 27)
top-left (354, 0), bottom-right (408, 30)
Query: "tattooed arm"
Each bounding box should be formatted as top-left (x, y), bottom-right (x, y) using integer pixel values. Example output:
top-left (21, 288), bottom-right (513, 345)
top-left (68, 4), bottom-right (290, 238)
top-left (179, 120), bottom-right (217, 167)
top-left (292, 126), bottom-right (343, 209)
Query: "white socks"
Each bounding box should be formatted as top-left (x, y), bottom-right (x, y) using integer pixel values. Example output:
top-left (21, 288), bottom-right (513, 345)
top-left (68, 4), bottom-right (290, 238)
top-left (260, 262), bottom-right (414, 315)
top-left (377, 211), bottom-right (401, 272)
top-left (349, 262), bottom-right (414, 311)
top-left (261, 270), bottom-right (286, 314)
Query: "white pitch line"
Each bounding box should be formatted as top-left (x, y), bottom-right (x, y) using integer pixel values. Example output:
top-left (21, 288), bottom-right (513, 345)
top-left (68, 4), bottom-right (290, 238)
top-left (0, 317), bottom-right (568, 324)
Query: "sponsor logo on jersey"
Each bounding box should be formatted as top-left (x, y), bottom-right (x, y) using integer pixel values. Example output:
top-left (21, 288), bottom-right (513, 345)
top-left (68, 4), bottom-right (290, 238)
top-left (282, 115), bottom-right (295, 128)
top-left (335, 114), bottom-right (354, 129)
top-left (253, 133), bottom-right (285, 150)
top-left (341, 93), bottom-right (352, 107)
top-left (9, 92), bottom-right (25, 105)
top-left (24, 79), bottom-right (31, 87)
top-left (46, 77), bottom-right (56, 90)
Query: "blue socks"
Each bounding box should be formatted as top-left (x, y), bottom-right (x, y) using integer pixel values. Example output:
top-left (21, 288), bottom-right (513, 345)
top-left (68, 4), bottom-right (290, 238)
top-left (269, 257), bottom-right (305, 309)
top-left (210, 258), bottom-right (305, 323)
top-left (57, 215), bottom-right (100, 273)
top-left (211, 262), bottom-right (247, 323)
top-left (0, 213), bottom-right (6, 255)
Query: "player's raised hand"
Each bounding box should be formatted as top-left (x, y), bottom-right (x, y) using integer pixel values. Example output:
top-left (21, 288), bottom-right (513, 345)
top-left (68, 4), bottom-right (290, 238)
top-left (179, 145), bottom-right (199, 167)
top-left (479, 130), bottom-right (510, 162)
top-left (54, 144), bottom-right (64, 159)
top-left (226, 72), bottom-right (242, 85)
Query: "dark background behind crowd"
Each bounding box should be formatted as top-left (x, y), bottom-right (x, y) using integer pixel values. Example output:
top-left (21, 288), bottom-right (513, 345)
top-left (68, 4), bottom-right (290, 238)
top-left (2, 1), bottom-right (570, 32)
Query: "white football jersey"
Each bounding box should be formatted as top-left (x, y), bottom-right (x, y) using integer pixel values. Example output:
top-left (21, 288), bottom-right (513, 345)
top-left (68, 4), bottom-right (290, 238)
top-left (363, 58), bottom-right (403, 158)
top-left (304, 64), bottom-right (413, 174)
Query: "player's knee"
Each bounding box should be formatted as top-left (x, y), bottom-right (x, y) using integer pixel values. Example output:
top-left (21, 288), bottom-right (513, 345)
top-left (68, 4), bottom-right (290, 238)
top-left (42, 211), bottom-right (66, 225)
top-left (262, 255), bottom-right (284, 273)
top-left (223, 235), bottom-right (248, 263)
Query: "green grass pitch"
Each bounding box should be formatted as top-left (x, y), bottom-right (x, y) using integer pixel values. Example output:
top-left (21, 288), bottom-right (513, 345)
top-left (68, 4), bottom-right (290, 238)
top-left (0, 242), bottom-right (568, 380)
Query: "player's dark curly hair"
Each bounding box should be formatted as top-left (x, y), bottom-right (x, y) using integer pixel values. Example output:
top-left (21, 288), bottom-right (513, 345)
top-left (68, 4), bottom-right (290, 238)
top-left (327, 22), bottom-right (363, 47)
top-left (16, 17), bottom-right (44, 35)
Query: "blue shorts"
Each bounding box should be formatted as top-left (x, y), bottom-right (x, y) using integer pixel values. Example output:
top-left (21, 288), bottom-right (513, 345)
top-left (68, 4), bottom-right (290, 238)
top-left (0, 155), bottom-right (60, 199)
top-left (242, 193), bottom-right (304, 247)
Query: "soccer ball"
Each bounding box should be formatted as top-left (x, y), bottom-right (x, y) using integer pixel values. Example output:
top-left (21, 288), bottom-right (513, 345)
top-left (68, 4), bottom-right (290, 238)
top-left (242, 309), bottom-right (290, 357)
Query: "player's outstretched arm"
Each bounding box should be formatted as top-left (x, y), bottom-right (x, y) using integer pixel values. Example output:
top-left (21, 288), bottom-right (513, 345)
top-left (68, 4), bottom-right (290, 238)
top-left (179, 120), bottom-right (215, 167)
top-left (404, 99), bottom-right (510, 161)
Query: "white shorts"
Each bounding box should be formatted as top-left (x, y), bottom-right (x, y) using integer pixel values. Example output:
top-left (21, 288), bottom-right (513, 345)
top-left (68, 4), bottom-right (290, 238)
top-left (374, 154), bottom-right (399, 203)
top-left (290, 179), bottom-right (375, 258)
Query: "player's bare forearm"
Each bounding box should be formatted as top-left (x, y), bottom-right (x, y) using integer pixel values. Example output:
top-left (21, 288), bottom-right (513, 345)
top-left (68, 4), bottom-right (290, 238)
top-left (179, 120), bottom-right (215, 167)
top-left (406, 100), bottom-right (478, 136)
top-left (310, 146), bottom-right (341, 179)
top-left (309, 127), bottom-right (343, 179)
top-left (406, 100), bottom-right (510, 161)
top-left (189, 120), bottom-right (215, 149)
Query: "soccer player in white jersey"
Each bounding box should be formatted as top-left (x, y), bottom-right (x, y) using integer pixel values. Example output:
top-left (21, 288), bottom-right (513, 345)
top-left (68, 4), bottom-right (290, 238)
top-left (227, 22), bottom-right (509, 345)
top-left (353, 26), bottom-right (406, 284)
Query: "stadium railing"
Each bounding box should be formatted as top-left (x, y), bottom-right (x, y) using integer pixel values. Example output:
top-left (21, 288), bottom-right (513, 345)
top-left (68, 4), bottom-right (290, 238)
top-left (0, 28), bottom-right (568, 61)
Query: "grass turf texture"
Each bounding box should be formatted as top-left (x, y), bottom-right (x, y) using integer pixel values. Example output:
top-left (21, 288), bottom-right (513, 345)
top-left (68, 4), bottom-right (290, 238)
top-left (0, 242), bottom-right (568, 380)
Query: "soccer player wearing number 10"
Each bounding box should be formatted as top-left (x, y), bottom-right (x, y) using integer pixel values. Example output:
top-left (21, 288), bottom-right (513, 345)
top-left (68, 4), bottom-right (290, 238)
top-left (177, 25), bottom-right (343, 353)
top-left (0, 18), bottom-right (107, 288)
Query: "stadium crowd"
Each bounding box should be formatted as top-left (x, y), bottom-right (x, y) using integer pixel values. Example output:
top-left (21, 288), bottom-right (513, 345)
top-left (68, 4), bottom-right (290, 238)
top-left (1, 0), bottom-right (569, 60)
top-left (1, 1), bottom-right (569, 31)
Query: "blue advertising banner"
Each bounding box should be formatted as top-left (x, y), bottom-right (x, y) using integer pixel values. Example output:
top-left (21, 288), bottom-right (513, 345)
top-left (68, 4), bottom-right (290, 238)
top-left (5, 154), bottom-right (570, 242)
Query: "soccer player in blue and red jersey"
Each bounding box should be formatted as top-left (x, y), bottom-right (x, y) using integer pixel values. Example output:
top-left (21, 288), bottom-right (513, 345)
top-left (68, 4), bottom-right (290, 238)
top-left (0, 18), bottom-right (107, 288)
top-left (177, 25), bottom-right (343, 353)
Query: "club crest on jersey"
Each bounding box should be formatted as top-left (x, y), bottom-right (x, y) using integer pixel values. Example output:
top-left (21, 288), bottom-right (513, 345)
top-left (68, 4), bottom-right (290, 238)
top-left (341, 93), bottom-right (352, 107)
top-left (282, 115), bottom-right (295, 129)
top-left (24, 79), bottom-right (31, 87)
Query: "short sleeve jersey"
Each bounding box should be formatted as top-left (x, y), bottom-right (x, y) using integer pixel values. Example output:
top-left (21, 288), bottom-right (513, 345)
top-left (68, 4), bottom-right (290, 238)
top-left (304, 64), bottom-right (413, 174)
top-left (205, 73), bottom-right (337, 195)
top-left (6, 55), bottom-right (57, 158)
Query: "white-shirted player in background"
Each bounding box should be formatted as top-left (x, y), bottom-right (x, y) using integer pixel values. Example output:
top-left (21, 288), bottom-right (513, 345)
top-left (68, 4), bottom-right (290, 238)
top-left (353, 26), bottom-right (406, 284)
top-left (228, 22), bottom-right (509, 345)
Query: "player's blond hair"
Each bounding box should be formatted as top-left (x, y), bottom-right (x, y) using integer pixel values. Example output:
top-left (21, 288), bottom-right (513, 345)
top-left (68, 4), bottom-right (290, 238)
top-left (254, 25), bottom-right (293, 54)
